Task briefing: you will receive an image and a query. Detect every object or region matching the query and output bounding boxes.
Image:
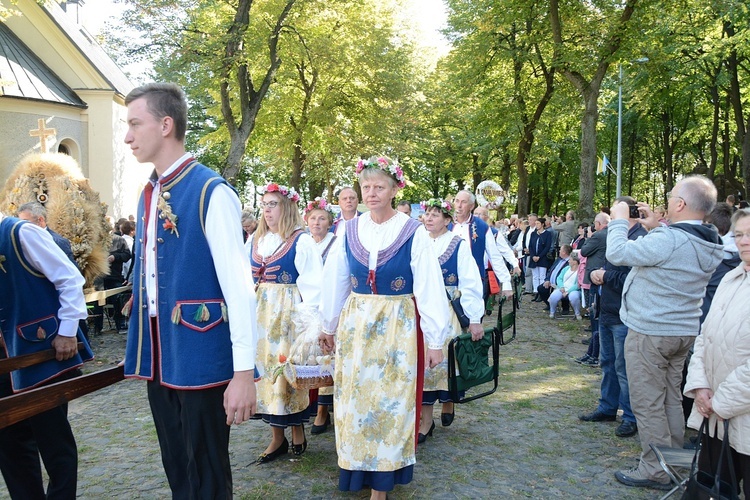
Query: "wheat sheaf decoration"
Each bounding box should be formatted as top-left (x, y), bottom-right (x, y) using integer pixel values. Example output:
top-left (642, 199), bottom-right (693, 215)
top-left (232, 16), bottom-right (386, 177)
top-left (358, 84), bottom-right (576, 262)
top-left (0, 153), bottom-right (111, 287)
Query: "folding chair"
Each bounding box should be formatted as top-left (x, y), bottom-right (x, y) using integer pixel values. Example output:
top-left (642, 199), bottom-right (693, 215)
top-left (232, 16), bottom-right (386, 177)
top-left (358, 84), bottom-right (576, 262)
top-left (494, 277), bottom-right (519, 346)
top-left (447, 329), bottom-right (498, 403)
top-left (649, 443), bottom-right (696, 499)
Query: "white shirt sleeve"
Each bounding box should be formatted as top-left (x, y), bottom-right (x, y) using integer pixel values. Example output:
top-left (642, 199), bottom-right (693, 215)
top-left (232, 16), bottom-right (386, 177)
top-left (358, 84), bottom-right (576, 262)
top-left (494, 232), bottom-right (519, 268)
top-left (484, 228), bottom-right (511, 290)
top-left (456, 240), bottom-right (485, 324)
top-left (293, 233), bottom-right (323, 308)
top-left (19, 223), bottom-right (86, 337)
top-left (411, 226), bottom-right (451, 349)
top-left (205, 184), bottom-right (257, 372)
top-left (318, 234), bottom-right (352, 333)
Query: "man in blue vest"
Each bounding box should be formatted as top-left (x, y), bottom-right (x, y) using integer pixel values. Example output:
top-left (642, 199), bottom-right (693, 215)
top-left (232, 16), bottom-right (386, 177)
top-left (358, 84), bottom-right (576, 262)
top-left (452, 190), bottom-right (513, 298)
top-left (16, 201), bottom-right (77, 267)
top-left (123, 82), bottom-right (258, 499)
top-left (0, 212), bottom-right (92, 499)
top-left (331, 186), bottom-right (360, 236)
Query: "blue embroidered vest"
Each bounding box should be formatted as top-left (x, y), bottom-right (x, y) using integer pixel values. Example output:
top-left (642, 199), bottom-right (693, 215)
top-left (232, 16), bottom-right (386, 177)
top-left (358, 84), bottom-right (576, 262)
top-left (250, 230), bottom-right (304, 285)
top-left (438, 235), bottom-right (463, 288)
top-left (345, 217), bottom-right (420, 295)
top-left (124, 160), bottom-right (236, 389)
top-left (0, 218), bottom-right (93, 392)
top-left (450, 215), bottom-right (489, 279)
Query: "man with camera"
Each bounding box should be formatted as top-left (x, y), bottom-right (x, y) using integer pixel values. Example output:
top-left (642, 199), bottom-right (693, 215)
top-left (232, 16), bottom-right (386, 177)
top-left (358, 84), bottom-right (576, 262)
top-left (579, 196), bottom-right (646, 438)
top-left (606, 176), bottom-right (724, 490)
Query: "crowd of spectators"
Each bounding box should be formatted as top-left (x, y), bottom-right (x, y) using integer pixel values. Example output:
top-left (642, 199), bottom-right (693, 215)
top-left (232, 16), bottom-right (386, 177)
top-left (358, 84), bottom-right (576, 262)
top-left (513, 180), bottom-right (750, 493)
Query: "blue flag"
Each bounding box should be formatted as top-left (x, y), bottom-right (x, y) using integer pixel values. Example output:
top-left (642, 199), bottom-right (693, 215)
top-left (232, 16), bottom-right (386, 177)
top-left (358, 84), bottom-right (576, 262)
top-left (597, 154), bottom-right (610, 175)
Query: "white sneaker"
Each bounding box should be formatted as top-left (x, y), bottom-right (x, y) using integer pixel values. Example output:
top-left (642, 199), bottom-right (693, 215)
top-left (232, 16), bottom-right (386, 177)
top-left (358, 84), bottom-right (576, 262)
top-left (575, 314), bottom-right (582, 320)
top-left (549, 313), bottom-right (555, 319)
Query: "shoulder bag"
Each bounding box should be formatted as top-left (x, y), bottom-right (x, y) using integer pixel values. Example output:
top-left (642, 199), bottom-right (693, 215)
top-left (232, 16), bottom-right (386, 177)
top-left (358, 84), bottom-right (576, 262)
top-left (682, 418), bottom-right (738, 500)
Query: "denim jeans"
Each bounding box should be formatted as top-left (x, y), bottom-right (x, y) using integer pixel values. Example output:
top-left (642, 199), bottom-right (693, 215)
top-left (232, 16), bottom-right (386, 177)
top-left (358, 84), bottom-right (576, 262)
top-left (597, 322), bottom-right (634, 422)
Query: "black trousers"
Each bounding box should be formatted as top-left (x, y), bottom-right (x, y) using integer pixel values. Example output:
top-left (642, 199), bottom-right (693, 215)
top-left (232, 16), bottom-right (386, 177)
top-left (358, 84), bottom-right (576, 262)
top-left (146, 313), bottom-right (232, 500)
top-left (147, 380), bottom-right (232, 499)
top-left (0, 371), bottom-right (79, 500)
top-left (699, 428), bottom-right (750, 498)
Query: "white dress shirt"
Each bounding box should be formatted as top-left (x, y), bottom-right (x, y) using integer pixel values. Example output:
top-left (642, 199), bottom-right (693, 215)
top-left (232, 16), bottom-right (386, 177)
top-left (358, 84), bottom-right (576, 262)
top-left (1, 214), bottom-right (86, 338)
top-left (144, 154), bottom-right (258, 372)
top-left (451, 218), bottom-right (512, 290)
top-left (320, 212), bottom-right (449, 349)
top-left (430, 231), bottom-right (484, 324)
top-left (248, 230), bottom-right (323, 308)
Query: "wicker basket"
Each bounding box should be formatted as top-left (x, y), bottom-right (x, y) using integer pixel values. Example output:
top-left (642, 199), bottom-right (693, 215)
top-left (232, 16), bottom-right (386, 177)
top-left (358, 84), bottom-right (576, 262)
top-left (285, 363), bottom-right (334, 390)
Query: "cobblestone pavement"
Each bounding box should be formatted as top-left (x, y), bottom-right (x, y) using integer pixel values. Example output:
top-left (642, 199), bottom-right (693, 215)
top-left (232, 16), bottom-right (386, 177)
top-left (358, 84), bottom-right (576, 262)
top-left (1, 299), bottom-right (672, 499)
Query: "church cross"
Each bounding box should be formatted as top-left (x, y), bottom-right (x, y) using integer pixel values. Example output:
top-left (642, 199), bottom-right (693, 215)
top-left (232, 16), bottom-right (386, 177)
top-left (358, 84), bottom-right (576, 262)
top-left (29, 118), bottom-right (56, 152)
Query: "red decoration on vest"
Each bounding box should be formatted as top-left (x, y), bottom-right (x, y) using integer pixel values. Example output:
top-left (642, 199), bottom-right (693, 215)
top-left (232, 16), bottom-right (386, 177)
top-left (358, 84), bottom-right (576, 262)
top-left (366, 269), bottom-right (378, 294)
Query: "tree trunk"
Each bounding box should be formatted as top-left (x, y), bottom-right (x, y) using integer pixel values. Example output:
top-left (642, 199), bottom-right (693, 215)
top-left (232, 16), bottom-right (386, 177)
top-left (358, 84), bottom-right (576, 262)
top-left (577, 87), bottom-right (600, 222)
top-left (663, 112), bottom-right (674, 194)
top-left (724, 21), bottom-right (748, 196)
top-left (744, 116), bottom-right (750, 197)
top-left (549, 0), bottom-right (639, 221)
top-left (219, 0), bottom-right (297, 185)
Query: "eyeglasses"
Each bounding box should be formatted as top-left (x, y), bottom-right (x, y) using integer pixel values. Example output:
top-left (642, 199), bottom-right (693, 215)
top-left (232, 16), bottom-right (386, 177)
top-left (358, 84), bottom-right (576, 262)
top-left (669, 193), bottom-right (687, 206)
top-left (259, 201), bottom-right (279, 209)
top-left (733, 232), bottom-right (750, 242)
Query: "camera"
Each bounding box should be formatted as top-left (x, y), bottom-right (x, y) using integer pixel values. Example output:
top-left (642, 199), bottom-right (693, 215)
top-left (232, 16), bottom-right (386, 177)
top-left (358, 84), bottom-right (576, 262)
top-left (628, 205), bottom-right (642, 219)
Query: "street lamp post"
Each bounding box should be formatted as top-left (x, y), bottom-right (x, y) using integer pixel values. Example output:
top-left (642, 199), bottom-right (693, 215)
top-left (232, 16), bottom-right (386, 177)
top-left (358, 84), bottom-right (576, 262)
top-left (616, 64), bottom-right (623, 198)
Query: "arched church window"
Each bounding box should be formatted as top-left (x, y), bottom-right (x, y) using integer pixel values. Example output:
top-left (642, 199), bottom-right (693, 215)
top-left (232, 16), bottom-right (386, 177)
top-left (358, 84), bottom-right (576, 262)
top-left (57, 138), bottom-right (80, 162)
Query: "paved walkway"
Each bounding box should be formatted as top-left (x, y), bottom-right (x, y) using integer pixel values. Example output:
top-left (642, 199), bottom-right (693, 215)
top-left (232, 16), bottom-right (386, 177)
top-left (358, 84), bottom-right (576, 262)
top-left (2, 300), bottom-right (666, 499)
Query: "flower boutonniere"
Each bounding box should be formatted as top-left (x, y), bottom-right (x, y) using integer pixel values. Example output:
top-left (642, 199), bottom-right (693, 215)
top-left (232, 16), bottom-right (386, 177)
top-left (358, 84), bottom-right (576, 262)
top-left (0, 254), bottom-right (6, 273)
top-left (471, 221), bottom-right (479, 242)
top-left (157, 193), bottom-right (179, 237)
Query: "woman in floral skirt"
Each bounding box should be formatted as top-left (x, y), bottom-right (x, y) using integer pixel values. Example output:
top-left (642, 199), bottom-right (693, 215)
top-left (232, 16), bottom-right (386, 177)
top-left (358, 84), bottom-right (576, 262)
top-left (248, 182), bottom-right (322, 464)
top-left (319, 157), bottom-right (449, 499)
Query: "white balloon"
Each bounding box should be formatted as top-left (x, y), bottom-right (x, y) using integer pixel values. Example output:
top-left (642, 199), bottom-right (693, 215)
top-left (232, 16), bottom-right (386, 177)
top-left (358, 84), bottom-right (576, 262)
top-left (475, 180), bottom-right (505, 207)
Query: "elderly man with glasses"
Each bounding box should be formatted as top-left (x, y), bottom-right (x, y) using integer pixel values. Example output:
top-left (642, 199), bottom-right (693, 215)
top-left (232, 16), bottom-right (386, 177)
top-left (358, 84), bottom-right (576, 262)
top-left (606, 176), bottom-right (724, 490)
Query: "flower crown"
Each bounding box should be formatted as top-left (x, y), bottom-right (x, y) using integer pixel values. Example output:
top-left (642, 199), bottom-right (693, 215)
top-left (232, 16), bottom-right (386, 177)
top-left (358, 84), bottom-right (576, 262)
top-left (261, 182), bottom-right (300, 203)
top-left (421, 198), bottom-right (454, 216)
top-left (304, 197), bottom-right (335, 215)
top-left (355, 155), bottom-right (406, 188)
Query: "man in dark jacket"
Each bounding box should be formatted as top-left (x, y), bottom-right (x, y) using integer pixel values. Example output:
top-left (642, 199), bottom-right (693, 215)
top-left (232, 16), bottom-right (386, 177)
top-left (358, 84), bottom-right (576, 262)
top-left (579, 212), bottom-right (611, 353)
top-left (579, 197), bottom-right (646, 438)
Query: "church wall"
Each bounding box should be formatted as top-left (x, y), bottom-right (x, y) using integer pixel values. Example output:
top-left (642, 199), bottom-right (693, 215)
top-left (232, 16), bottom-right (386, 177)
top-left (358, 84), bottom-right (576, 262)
top-left (0, 100), bottom-right (88, 187)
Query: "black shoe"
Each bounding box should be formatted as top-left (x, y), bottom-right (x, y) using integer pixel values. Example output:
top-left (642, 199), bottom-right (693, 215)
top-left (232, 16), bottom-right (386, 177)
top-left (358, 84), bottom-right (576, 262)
top-left (581, 357), bottom-right (599, 368)
top-left (254, 438), bottom-right (289, 464)
top-left (616, 420), bottom-right (638, 437)
top-left (579, 410), bottom-right (617, 422)
top-left (532, 294), bottom-right (541, 302)
top-left (441, 409), bottom-right (455, 427)
top-left (291, 424), bottom-right (307, 456)
top-left (574, 355), bottom-right (590, 364)
top-left (311, 414), bottom-right (330, 435)
top-left (417, 421), bottom-right (435, 444)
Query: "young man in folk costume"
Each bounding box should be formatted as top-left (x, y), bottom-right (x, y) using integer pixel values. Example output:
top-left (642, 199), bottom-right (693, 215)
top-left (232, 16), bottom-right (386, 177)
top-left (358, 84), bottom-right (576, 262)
top-left (122, 82), bottom-right (258, 499)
